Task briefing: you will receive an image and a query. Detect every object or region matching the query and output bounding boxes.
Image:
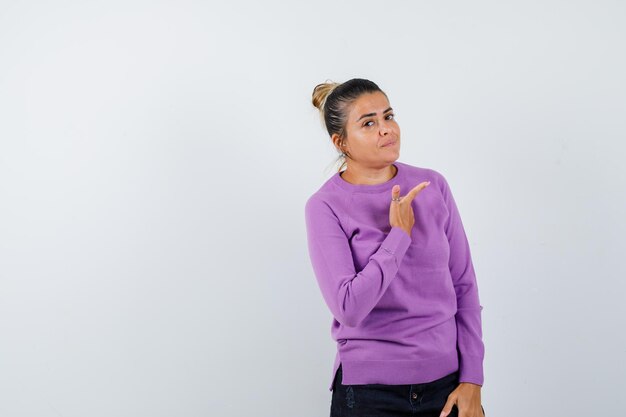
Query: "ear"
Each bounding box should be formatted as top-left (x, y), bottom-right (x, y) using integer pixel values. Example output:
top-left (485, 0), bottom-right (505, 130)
top-left (331, 133), bottom-right (343, 152)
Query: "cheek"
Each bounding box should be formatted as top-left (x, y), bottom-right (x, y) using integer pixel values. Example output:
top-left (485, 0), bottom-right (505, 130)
top-left (352, 130), bottom-right (370, 141)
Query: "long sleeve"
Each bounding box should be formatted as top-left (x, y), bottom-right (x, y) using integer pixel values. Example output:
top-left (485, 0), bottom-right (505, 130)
top-left (440, 174), bottom-right (485, 386)
top-left (304, 196), bottom-right (412, 328)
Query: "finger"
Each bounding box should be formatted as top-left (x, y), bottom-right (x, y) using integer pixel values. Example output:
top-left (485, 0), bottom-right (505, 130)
top-left (391, 184), bottom-right (400, 201)
top-left (405, 181), bottom-right (431, 201)
top-left (439, 395), bottom-right (456, 417)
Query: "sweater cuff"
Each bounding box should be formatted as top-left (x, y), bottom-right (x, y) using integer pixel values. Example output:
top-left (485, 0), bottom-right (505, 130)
top-left (380, 226), bottom-right (412, 262)
top-left (458, 354), bottom-right (484, 386)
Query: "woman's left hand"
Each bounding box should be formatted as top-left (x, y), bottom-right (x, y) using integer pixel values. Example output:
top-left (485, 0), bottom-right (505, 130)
top-left (439, 382), bottom-right (484, 417)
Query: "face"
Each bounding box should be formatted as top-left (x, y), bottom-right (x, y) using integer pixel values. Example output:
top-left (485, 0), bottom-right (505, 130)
top-left (333, 90), bottom-right (401, 167)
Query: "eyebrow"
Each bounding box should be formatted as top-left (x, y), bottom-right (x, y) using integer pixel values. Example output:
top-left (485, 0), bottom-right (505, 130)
top-left (356, 107), bottom-right (393, 123)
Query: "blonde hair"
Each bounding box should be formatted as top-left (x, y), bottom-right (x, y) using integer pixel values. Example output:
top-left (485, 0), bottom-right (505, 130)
top-left (312, 81), bottom-right (341, 124)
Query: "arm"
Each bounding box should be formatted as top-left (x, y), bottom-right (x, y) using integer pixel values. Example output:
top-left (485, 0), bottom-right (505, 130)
top-left (440, 174), bottom-right (485, 386)
top-left (304, 196), bottom-right (412, 328)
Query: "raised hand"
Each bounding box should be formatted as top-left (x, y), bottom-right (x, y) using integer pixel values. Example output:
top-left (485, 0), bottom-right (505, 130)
top-left (389, 181), bottom-right (431, 237)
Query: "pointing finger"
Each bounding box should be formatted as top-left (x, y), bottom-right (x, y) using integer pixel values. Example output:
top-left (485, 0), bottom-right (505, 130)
top-left (405, 181), bottom-right (431, 201)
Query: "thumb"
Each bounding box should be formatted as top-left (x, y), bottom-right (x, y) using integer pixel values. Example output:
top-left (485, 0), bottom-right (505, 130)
top-left (439, 395), bottom-right (457, 417)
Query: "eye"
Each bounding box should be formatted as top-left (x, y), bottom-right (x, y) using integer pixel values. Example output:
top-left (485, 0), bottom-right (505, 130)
top-left (363, 114), bottom-right (395, 127)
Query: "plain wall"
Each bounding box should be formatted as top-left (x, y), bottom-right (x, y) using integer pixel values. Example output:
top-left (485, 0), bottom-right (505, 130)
top-left (0, 1), bottom-right (624, 416)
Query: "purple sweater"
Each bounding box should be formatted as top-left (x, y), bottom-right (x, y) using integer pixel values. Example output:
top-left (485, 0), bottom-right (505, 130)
top-left (304, 160), bottom-right (485, 391)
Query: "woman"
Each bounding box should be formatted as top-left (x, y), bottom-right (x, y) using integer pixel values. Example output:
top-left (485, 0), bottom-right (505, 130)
top-left (304, 78), bottom-right (486, 417)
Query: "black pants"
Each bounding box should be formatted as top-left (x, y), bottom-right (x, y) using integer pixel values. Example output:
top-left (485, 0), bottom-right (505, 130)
top-left (330, 364), bottom-right (485, 417)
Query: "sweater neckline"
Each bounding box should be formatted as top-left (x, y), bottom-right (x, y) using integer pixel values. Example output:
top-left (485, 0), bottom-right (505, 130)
top-left (332, 161), bottom-right (405, 193)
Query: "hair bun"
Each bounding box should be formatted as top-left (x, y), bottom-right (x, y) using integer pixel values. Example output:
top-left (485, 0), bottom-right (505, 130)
top-left (312, 81), bottom-right (340, 111)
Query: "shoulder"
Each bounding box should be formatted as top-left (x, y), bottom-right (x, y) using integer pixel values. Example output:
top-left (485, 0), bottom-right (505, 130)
top-left (304, 189), bottom-right (353, 236)
top-left (304, 191), bottom-right (332, 216)
top-left (304, 179), bottom-right (349, 221)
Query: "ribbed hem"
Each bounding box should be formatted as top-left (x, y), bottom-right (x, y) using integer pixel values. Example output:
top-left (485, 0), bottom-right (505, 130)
top-left (381, 226), bottom-right (412, 262)
top-left (458, 354), bottom-right (484, 386)
top-left (335, 350), bottom-right (459, 388)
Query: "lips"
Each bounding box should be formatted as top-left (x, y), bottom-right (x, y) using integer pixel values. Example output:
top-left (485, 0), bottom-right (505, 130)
top-left (381, 139), bottom-right (397, 147)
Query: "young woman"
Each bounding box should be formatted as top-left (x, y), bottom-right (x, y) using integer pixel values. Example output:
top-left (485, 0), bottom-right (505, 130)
top-left (305, 78), bottom-right (486, 417)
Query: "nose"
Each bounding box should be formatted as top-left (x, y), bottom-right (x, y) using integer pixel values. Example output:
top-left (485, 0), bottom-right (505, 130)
top-left (380, 123), bottom-right (390, 135)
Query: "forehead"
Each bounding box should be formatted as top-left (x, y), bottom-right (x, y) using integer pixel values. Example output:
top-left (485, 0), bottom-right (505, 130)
top-left (348, 91), bottom-right (390, 120)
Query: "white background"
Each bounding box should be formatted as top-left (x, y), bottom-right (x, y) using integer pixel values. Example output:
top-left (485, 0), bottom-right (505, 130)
top-left (1, 1), bottom-right (624, 416)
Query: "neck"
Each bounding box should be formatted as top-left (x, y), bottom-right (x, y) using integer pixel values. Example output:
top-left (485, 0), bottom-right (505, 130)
top-left (341, 163), bottom-right (397, 185)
